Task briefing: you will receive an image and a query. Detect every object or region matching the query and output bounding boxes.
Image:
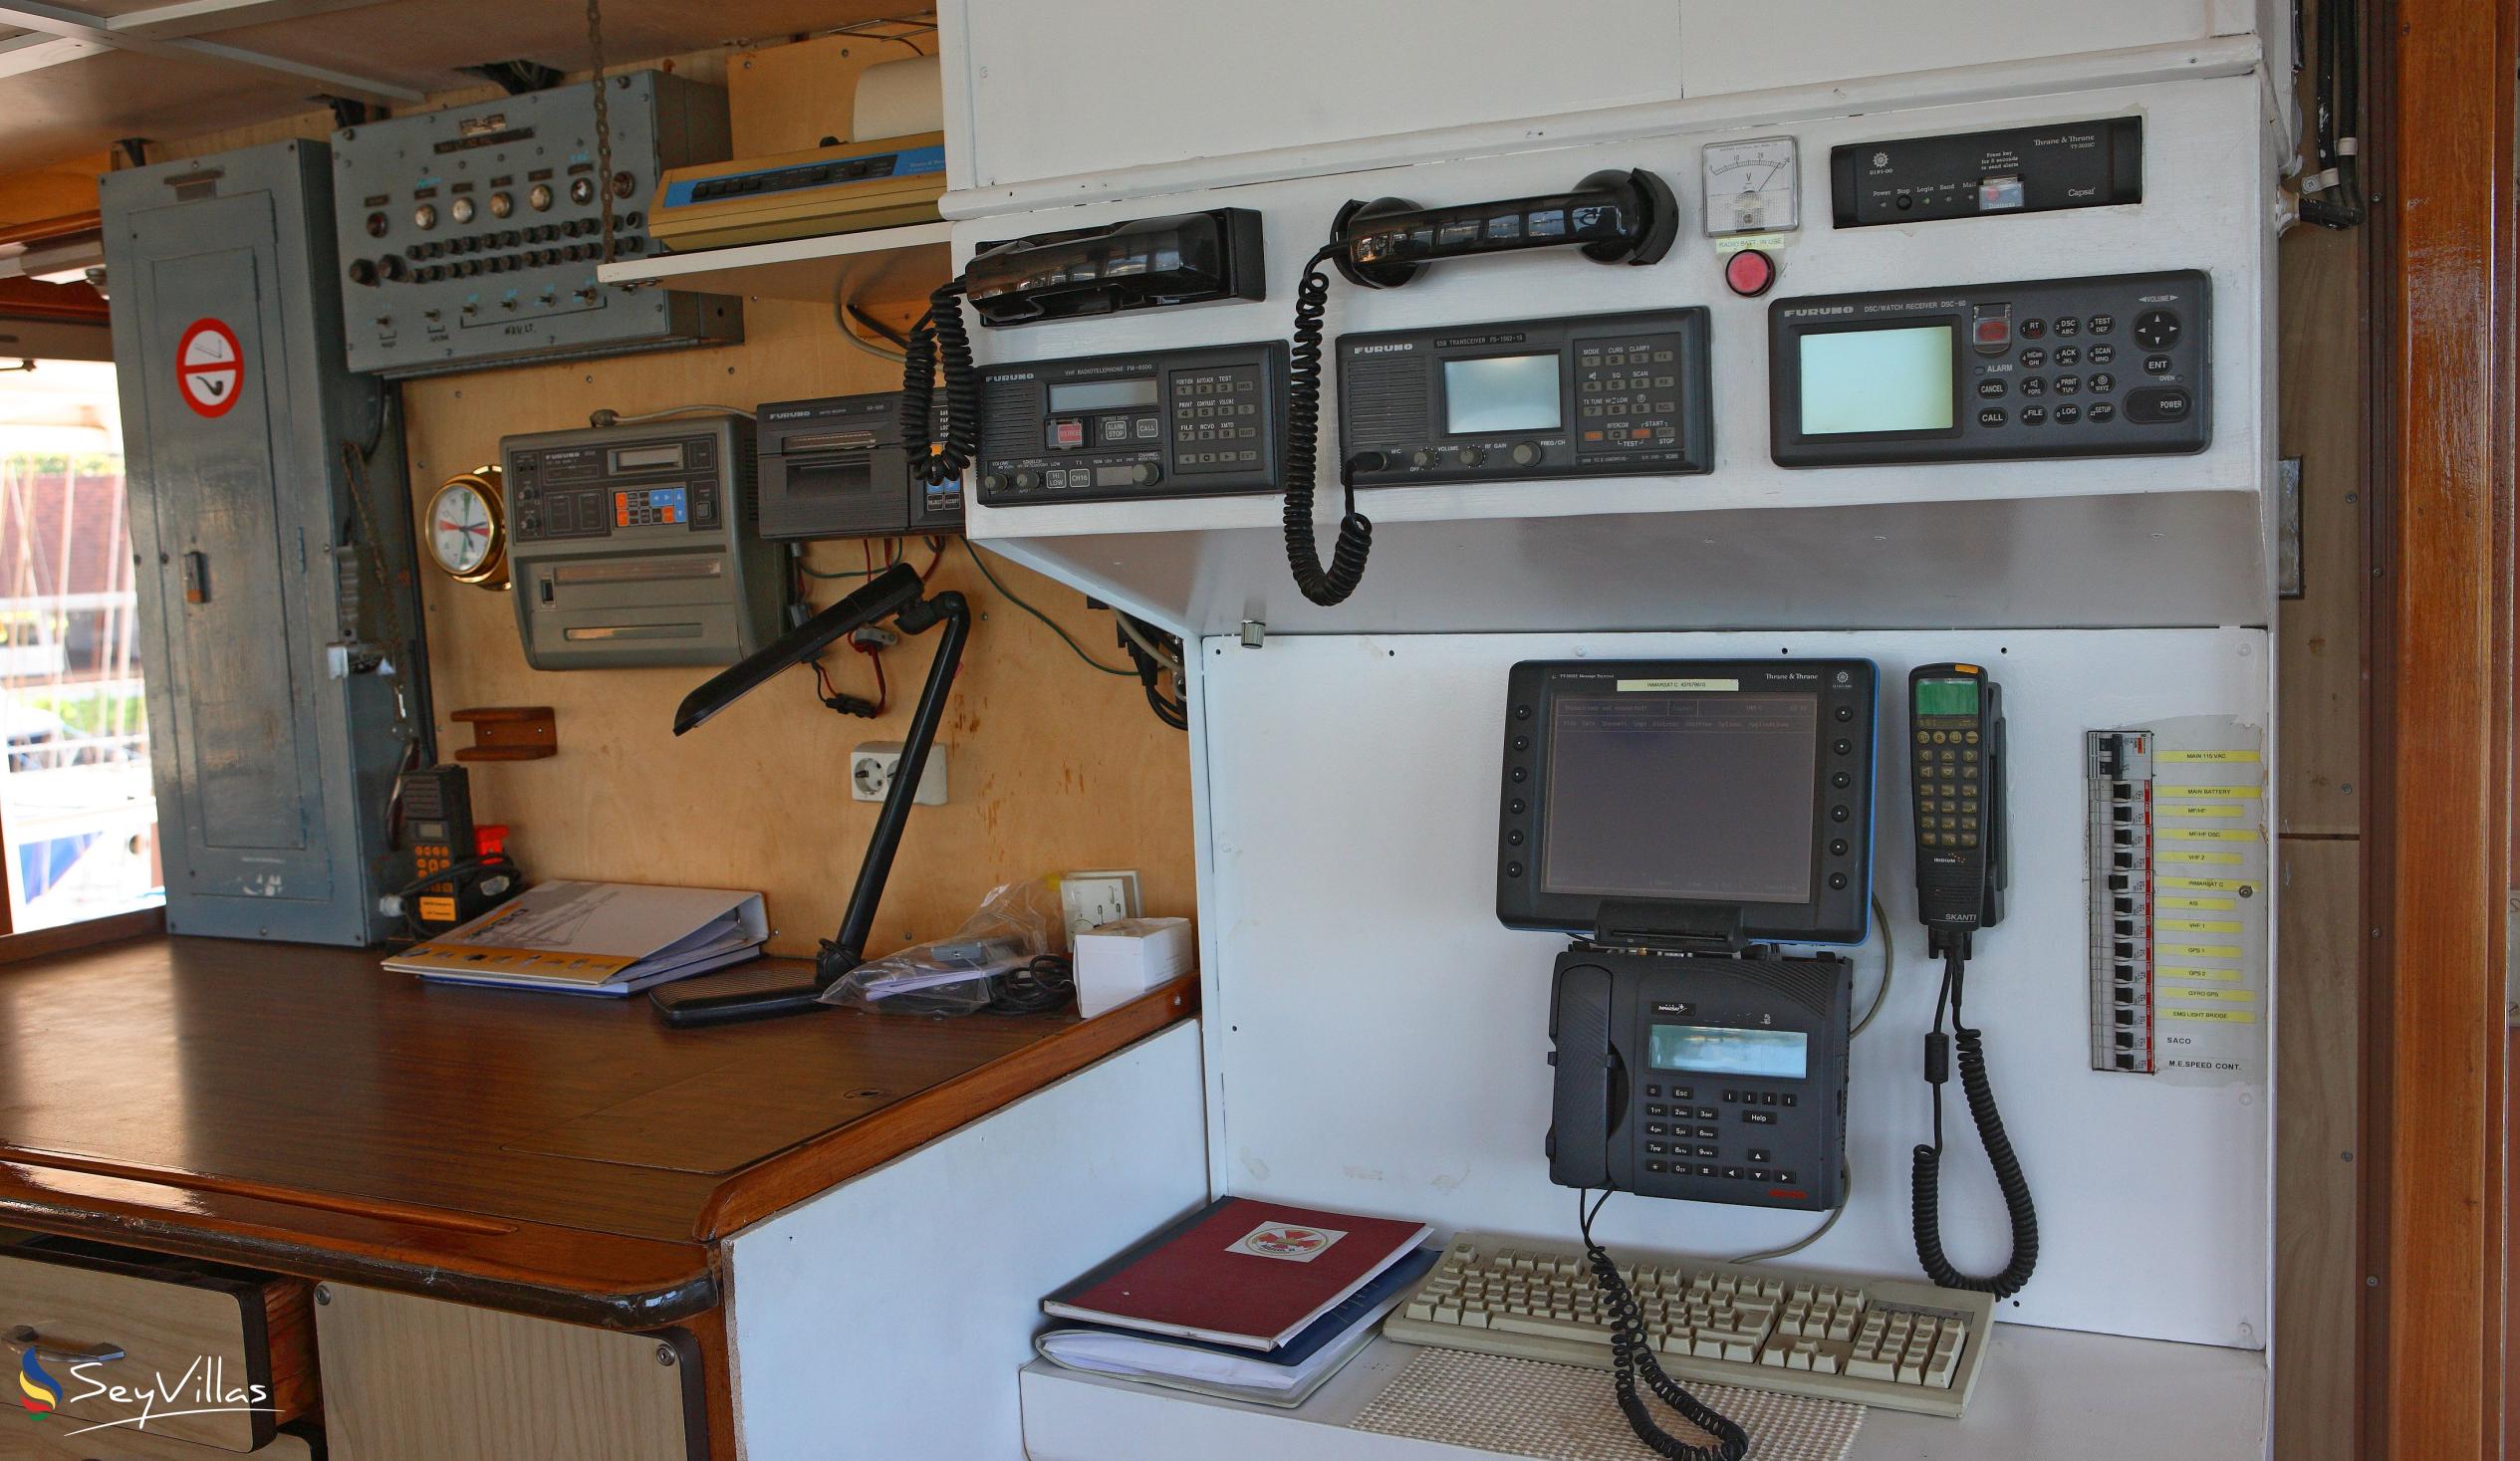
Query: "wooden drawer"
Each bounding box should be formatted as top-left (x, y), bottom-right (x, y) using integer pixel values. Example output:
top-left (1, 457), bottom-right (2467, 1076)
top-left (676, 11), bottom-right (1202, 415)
top-left (315, 1285), bottom-right (698, 1461)
top-left (0, 1421), bottom-right (316, 1460)
top-left (0, 1238), bottom-right (317, 1453)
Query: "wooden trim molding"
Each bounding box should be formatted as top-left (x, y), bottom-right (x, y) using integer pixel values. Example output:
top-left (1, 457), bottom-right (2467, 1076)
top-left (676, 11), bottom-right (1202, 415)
top-left (2364, 0), bottom-right (2516, 1454)
top-left (0, 907), bottom-right (163, 967)
top-left (696, 975), bottom-right (1200, 1237)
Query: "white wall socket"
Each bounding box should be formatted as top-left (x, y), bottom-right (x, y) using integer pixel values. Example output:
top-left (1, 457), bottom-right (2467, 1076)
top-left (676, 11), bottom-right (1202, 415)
top-left (851, 742), bottom-right (949, 805)
top-left (1061, 869), bottom-right (1141, 939)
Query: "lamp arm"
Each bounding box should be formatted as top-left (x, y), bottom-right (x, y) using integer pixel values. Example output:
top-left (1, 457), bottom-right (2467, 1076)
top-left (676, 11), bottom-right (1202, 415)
top-left (818, 589), bottom-right (970, 984)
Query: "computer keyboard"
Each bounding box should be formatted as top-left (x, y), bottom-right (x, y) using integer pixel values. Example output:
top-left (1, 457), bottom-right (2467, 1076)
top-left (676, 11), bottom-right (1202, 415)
top-left (1380, 1232), bottom-right (1993, 1418)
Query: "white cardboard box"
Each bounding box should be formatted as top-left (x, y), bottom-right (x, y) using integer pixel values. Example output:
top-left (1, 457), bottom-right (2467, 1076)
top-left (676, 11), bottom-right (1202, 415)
top-left (1074, 917), bottom-right (1193, 1016)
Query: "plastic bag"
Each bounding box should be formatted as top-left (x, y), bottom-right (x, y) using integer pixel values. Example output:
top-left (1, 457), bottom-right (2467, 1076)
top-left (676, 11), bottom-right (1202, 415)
top-left (821, 875), bottom-right (1067, 1015)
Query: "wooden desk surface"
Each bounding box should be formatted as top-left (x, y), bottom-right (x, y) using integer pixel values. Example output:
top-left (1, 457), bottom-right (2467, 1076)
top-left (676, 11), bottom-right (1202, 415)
top-left (0, 930), bottom-right (1194, 1326)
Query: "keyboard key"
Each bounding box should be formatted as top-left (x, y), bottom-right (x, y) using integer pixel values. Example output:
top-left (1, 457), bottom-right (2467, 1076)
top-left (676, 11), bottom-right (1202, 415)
top-left (1489, 1312), bottom-right (1612, 1345)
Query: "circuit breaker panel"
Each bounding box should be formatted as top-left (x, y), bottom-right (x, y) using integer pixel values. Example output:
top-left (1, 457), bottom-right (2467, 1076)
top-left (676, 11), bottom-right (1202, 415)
top-left (2085, 719), bottom-right (2270, 1082)
top-left (102, 140), bottom-right (424, 944)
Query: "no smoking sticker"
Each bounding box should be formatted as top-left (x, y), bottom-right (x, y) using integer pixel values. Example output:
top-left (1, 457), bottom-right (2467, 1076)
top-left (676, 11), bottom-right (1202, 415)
top-left (176, 318), bottom-right (243, 418)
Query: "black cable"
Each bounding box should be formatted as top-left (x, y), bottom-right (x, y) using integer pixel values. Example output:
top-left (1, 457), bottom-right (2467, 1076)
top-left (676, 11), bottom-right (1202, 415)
top-left (2298, 0), bottom-right (2365, 229)
top-left (1577, 1189), bottom-right (1749, 1461)
top-left (989, 954), bottom-right (1076, 1015)
top-left (1281, 245), bottom-right (1376, 607)
top-left (901, 280), bottom-right (977, 486)
top-left (1909, 949), bottom-right (2041, 1298)
top-left (958, 540), bottom-right (1134, 675)
top-left (1116, 613), bottom-right (1189, 730)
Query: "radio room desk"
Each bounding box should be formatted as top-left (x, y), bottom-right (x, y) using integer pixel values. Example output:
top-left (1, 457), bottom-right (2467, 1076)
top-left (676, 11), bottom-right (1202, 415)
top-left (0, 927), bottom-right (1200, 1460)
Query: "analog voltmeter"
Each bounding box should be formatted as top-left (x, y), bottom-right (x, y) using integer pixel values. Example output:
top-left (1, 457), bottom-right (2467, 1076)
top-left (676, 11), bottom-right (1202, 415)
top-left (424, 467), bottom-right (509, 589)
top-left (1701, 136), bottom-right (1801, 236)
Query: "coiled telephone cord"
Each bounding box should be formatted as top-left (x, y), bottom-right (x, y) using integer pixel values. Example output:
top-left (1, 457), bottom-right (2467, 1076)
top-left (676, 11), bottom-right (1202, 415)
top-left (1280, 245), bottom-right (1375, 607)
top-left (1578, 1190), bottom-right (1749, 1461)
top-left (901, 279), bottom-right (978, 488)
top-left (1910, 950), bottom-right (2041, 1297)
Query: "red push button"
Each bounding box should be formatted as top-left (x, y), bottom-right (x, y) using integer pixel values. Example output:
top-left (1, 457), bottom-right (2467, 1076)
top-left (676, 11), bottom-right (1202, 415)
top-left (1051, 418), bottom-right (1084, 449)
top-left (1723, 248), bottom-right (1776, 298)
top-left (1972, 318), bottom-right (2011, 347)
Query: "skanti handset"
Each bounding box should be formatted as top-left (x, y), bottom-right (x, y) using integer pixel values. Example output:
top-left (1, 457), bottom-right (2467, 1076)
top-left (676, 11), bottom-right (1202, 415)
top-left (1903, 663), bottom-right (2039, 1299)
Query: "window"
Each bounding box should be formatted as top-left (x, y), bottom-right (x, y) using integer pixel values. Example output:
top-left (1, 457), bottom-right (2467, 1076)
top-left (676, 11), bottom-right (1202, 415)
top-left (0, 359), bottom-right (160, 930)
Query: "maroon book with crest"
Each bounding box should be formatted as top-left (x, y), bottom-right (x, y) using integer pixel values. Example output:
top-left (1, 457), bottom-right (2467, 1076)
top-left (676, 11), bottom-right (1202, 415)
top-left (1042, 1195), bottom-right (1433, 1350)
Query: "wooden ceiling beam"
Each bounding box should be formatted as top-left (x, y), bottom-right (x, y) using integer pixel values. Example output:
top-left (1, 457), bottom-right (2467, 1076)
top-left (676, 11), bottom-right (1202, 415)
top-left (107, 0), bottom-right (400, 41)
top-left (0, 0), bottom-right (421, 104)
top-left (0, 31), bottom-right (105, 76)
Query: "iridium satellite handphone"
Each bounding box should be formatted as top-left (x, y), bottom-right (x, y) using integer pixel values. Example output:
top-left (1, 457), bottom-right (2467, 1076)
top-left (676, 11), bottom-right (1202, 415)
top-left (1907, 663), bottom-right (2006, 938)
top-left (1904, 662), bottom-right (2038, 1300)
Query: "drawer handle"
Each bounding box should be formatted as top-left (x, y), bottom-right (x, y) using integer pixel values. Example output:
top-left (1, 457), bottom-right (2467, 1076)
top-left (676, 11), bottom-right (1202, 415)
top-left (4, 1325), bottom-right (126, 1365)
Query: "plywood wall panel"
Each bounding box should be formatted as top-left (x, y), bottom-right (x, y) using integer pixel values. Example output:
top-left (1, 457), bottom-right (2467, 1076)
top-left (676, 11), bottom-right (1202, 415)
top-left (398, 294), bottom-right (1196, 958)
top-left (188, 37), bottom-right (1196, 959)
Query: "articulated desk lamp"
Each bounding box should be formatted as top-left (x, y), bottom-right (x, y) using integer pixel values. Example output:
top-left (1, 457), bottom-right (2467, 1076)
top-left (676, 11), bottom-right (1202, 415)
top-left (648, 562), bottom-right (969, 1027)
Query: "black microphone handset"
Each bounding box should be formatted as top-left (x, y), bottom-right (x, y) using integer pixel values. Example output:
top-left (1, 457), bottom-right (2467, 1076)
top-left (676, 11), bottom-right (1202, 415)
top-left (1904, 663), bottom-right (2040, 1298)
top-left (1282, 169), bottom-right (1678, 607)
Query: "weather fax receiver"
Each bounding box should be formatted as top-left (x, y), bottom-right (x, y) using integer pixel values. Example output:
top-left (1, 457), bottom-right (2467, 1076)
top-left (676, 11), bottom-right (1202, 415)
top-left (501, 416), bottom-right (780, 669)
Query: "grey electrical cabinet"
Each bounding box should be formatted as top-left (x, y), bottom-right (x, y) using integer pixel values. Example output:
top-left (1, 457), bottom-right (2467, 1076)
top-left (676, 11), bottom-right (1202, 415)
top-left (102, 140), bottom-right (424, 945)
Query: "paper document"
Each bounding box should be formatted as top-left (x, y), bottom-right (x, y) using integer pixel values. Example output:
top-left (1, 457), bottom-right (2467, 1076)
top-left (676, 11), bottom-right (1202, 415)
top-left (386, 880), bottom-right (769, 995)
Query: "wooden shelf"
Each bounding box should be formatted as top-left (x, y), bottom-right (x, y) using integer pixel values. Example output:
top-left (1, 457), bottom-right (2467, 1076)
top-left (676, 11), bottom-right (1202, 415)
top-left (596, 222), bottom-right (953, 312)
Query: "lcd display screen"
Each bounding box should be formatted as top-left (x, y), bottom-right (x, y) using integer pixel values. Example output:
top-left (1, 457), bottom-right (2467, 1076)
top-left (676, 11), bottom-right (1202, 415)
top-left (1540, 689), bottom-right (1820, 904)
top-left (611, 443), bottom-right (686, 471)
top-left (1649, 1024), bottom-right (1810, 1079)
top-left (1797, 325), bottom-right (1956, 434)
top-left (1444, 354), bottom-right (1562, 434)
top-left (1914, 678), bottom-right (1980, 717)
top-left (1049, 378), bottom-right (1157, 412)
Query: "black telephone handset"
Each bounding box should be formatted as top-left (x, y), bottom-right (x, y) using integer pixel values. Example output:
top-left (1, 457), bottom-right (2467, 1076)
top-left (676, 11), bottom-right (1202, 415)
top-left (1280, 171), bottom-right (1677, 607)
top-left (1905, 664), bottom-right (2039, 1298)
top-left (1545, 959), bottom-right (1620, 1189)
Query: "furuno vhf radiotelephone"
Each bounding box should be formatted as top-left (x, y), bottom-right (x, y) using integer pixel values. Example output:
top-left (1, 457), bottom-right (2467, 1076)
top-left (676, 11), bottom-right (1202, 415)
top-left (898, 210), bottom-right (1277, 503)
top-left (1508, 658), bottom-right (1875, 1461)
top-left (1281, 171), bottom-right (1682, 607)
top-left (1903, 663), bottom-right (2039, 1299)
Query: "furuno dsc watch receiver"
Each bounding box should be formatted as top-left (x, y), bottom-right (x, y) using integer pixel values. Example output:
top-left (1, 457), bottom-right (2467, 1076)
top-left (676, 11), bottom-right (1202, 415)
top-left (1770, 269), bottom-right (2209, 466)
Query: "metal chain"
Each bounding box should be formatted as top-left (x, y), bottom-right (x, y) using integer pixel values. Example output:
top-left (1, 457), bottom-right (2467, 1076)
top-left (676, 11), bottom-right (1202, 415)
top-left (586, 0), bottom-right (615, 268)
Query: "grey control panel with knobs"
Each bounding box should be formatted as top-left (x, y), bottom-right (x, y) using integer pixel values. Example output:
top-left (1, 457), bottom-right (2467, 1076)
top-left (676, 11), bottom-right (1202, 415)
top-left (1338, 307), bottom-right (1714, 488)
top-left (976, 341), bottom-right (1288, 505)
top-left (330, 72), bottom-right (743, 378)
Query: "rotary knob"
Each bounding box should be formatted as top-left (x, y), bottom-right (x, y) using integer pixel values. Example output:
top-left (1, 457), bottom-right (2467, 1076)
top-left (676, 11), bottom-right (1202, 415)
top-left (1509, 441), bottom-right (1543, 467)
top-left (982, 473), bottom-right (1009, 493)
top-left (346, 258), bottom-right (378, 287)
top-left (1454, 446), bottom-right (1485, 467)
top-left (1130, 462), bottom-right (1162, 487)
top-left (1013, 470), bottom-right (1039, 491)
top-left (1409, 449), bottom-right (1438, 469)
